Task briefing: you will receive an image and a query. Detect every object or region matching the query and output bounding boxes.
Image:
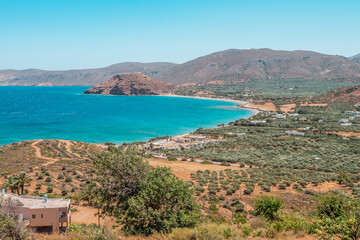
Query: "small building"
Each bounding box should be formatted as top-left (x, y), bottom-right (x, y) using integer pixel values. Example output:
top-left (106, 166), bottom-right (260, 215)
top-left (237, 133), bottom-right (246, 137)
top-left (285, 131), bottom-right (305, 136)
top-left (188, 135), bottom-right (206, 141)
top-left (288, 113), bottom-right (299, 117)
top-left (275, 114), bottom-right (286, 119)
top-left (1, 192), bottom-right (71, 233)
top-left (174, 138), bottom-right (191, 143)
top-left (340, 123), bottom-right (353, 127)
top-left (299, 127), bottom-right (311, 131)
top-left (250, 120), bottom-right (266, 124)
top-left (338, 119), bottom-right (349, 123)
top-left (344, 111), bottom-right (359, 114)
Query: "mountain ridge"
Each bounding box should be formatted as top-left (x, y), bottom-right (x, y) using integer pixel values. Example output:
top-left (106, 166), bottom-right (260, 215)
top-left (2, 49), bottom-right (360, 86)
top-left (0, 62), bottom-right (176, 86)
top-left (155, 48), bottom-right (360, 84)
top-left (350, 53), bottom-right (360, 62)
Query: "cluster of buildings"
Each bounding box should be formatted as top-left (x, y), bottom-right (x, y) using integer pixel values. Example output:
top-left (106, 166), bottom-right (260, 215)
top-left (1, 189), bottom-right (71, 233)
top-left (338, 111), bottom-right (360, 126)
top-left (140, 134), bottom-right (218, 151)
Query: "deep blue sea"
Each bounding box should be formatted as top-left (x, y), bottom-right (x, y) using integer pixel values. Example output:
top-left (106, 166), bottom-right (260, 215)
top-left (0, 86), bottom-right (252, 145)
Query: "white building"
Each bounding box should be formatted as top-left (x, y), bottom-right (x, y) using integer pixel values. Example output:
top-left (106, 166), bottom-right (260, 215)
top-left (285, 131), bottom-right (305, 136)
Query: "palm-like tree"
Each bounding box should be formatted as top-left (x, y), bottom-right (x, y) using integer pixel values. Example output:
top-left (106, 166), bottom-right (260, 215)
top-left (6, 176), bottom-right (20, 195)
top-left (17, 172), bottom-right (31, 195)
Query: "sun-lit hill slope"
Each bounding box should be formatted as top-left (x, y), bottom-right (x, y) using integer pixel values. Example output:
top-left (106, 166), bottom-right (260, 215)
top-left (0, 139), bottom-right (105, 195)
top-left (156, 48), bottom-right (360, 84)
top-left (309, 85), bottom-right (360, 107)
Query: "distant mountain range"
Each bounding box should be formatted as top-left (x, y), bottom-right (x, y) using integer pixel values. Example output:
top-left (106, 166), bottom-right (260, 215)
top-left (155, 49), bottom-right (360, 84)
top-left (1, 49), bottom-right (360, 86)
top-left (0, 62), bottom-right (175, 86)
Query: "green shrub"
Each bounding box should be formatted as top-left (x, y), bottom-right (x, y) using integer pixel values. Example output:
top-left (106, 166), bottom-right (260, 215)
top-left (233, 213), bottom-right (247, 224)
top-left (254, 195), bottom-right (283, 220)
top-left (243, 188), bottom-right (252, 195)
top-left (209, 205), bottom-right (219, 213)
top-left (167, 156), bottom-right (177, 161)
top-left (47, 186), bottom-right (53, 193)
top-left (121, 167), bottom-right (200, 235)
top-left (242, 224), bottom-right (252, 237)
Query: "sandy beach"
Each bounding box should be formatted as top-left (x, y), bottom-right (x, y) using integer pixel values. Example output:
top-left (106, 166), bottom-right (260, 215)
top-left (160, 94), bottom-right (261, 115)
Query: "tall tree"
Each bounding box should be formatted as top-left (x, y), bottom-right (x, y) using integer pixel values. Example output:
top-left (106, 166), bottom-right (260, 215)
top-left (5, 176), bottom-right (20, 195)
top-left (92, 146), bottom-right (151, 216)
top-left (16, 173), bottom-right (30, 195)
top-left (122, 167), bottom-right (200, 235)
top-left (92, 146), bottom-right (200, 235)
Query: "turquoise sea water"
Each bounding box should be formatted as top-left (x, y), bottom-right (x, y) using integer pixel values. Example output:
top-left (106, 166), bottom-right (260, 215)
top-left (0, 86), bottom-right (252, 145)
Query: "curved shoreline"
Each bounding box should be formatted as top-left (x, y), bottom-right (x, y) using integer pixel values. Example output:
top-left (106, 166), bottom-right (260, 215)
top-left (160, 94), bottom-right (261, 116)
top-left (0, 92), bottom-right (260, 146)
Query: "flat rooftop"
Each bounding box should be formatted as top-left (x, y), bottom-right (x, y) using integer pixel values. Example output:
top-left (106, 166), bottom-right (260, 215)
top-left (2, 194), bottom-right (70, 209)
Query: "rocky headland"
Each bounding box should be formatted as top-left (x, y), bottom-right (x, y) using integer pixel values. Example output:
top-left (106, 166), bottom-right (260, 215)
top-left (84, 72), bottom-right (176, 95)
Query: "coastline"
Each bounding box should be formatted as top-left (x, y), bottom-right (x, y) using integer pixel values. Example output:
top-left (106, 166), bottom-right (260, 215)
top-left (0, 92), bottom-right (262, 147)
top-left (160, 94), bottom-right (261, 116)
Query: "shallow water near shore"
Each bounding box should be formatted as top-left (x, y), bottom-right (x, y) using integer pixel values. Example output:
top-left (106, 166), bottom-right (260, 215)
top-left (0, 86), bottom-right (253, 145)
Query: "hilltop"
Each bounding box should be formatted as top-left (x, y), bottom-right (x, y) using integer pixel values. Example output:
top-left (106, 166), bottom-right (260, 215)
top-left (156, 48), bottom-right (360, 84)
top-left (2, 49), bottom-right (360, 86)
top-left (84, 72), bottom-right (176, 95)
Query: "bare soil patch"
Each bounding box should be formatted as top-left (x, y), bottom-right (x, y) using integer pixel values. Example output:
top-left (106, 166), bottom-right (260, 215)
top-left (248, 102), bottom-right (277, 111)
top-left (301, 103), bottom-right (328, 107)
top-left (327, 131), bottom-right (360, 137)
top-left (280, 103), bottom-right (296, 113)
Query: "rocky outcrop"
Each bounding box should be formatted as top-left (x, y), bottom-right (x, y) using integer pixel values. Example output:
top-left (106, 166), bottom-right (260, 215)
top-left (84, 72), bottom-right (176, 95)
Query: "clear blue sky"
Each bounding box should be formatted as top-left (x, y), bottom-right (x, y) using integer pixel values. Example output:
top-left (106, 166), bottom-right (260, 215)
top-left (0, 0), bottom-right (359, 70)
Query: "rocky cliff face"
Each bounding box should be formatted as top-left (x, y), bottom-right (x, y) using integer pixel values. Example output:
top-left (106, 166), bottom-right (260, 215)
top-left (83, 72), bottom-right (176, 95)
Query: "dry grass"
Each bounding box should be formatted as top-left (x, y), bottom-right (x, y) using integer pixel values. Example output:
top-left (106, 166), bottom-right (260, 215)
top-left (248, 102), bottom-right (277, 111)
top-left (280, 103), bottom-right (296, 113)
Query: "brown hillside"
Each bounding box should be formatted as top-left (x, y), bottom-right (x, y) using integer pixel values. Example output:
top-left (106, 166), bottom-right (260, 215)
top-left (2, 49), bottom-right (360, 86)
top-left (309, 85), bottom-right (360, 106)
top-left (156, 48), bottom-right (360, 84)
top-left (0, 139), bottom-right (104, 195)
top-left (84, 72), bottom-right (176, 95)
